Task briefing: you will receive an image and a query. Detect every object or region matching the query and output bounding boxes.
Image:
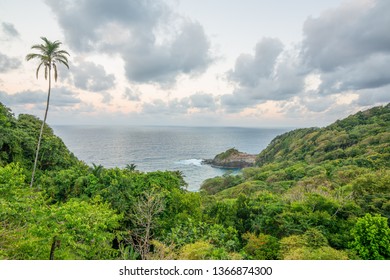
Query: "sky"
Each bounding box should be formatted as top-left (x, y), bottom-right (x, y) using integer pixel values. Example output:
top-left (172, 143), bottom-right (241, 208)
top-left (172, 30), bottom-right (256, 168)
top-left (0, 0), bottom-right (389, 127)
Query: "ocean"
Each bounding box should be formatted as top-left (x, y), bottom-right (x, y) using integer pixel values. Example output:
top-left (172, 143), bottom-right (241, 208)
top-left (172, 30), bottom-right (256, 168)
top-left (53, 126), bottom-right (290, 191)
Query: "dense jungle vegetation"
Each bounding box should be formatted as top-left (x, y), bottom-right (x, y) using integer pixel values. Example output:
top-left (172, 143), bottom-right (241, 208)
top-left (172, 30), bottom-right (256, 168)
top-left (1, 102), bottom-right (389, 260)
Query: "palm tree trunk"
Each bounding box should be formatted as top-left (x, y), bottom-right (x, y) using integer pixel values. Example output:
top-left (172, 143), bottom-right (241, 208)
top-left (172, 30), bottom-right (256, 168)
top-left (30, 67), bottom-right (51, 188)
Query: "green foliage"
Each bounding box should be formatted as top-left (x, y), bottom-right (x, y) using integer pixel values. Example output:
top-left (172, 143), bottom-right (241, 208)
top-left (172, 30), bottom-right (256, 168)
top-left (0, 103), bottom-right (78, 171)
top-left (256, 104), bottom-right (390, 167)
top-left (0, 163), bottom-right (38, 253)
top-left (178, 241), bottom-right (214, 260)
top-left (280, 229), bottom-right (349, 260)
top-left (20, 197), bottom-right (121, 260)
top-left (242, 232), bottom-right (280, 260)
top-left (200, 173), bottom-right (243, 195)
top-left (1, 102), bottom-right (389, 260)
top-left (215, 148), bottom-right (240, 161)
top-left (351, 170), bottom-right (390, 217)
top-left (349, 214), bottom-right (390, 260)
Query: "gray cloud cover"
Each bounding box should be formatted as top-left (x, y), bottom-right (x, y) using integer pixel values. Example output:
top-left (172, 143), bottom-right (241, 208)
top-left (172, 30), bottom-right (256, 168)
top-left (45, 0), bottom-right (213, 86)
top-left (222, 0), bottom-right (390, 115)
top-left (0, 88), bottom-right (81, 107)
top-left (0, 52), bottom-right (21, 73)
top-left (1, 22), bottom-right (20, 38)
top-left (223, 38), bottom-right (304, 112)
top-left (123, 87), bottom-right (141, 102)
top-left (228, 38), bottom-right (284, 87)
top-left (142, 92), bottom-right (217, 116)
top-left (300, 0), bottom-right (390, 110)
top-left (302, 0), bottom-right (390, 72)
top-left (70, 61), bottom-right (116, 92)
top-left (0, 23), bottom-right (21, 73)
top-left (189, 93), bottom-right (216, 110)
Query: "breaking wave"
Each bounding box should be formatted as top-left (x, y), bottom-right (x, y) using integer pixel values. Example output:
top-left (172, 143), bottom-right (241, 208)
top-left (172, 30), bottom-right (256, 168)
top-left (176, 159), bottom-right (203, 167)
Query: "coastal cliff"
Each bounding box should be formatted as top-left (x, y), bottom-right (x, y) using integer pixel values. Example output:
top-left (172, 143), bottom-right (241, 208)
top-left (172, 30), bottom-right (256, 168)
top-left (203, 148), bottom-right (257, 168)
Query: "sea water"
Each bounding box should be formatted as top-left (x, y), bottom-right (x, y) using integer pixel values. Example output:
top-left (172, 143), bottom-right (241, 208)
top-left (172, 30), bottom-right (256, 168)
top-left (53, 126), bottom-right (290, 191)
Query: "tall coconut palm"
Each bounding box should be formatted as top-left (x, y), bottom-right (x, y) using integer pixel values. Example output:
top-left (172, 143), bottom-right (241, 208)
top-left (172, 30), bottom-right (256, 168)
top-left (26, 37), bottom-right (70, 187)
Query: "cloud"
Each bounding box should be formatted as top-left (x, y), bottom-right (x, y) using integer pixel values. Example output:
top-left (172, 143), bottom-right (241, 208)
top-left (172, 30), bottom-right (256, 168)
top-left (0, 52), bottom-right (21, 73)
top-left (123, 87), bottom-right (141, 101)
top-left (318, 53), bottom-right (390, 95)
top-left (227, 38), bottom-right (284, 87)
top-left (355, 85), bottom-right (390, 106)
top-left (222, 38), bottom-right (304, 112)
top-left (123, 20), bottom-right (212, 85)
top-left (0, 22), bottom-right (21, 73)
top-left (302, 0), bottom-right (390, 72)
top-left (45, 0), bottom-right (213, 86)
top-left (0, 90), bottom-right (46, 105)
top-left (0, 87), bottom-right (81, 107)
top-left (70, 61), bottom-right (115, 92)
top-left (51, 87), bottom-right (82, 106)
top-left (1, 22), bottom-right (19, 38)
top-left (142, 98), bottom-right (190, 115)
top-left (141, 93), bottom-right (218, 116)
top-left (45, 0), bottom-right (164, 51)
top-left (296, 0), bottom-right (390, 111)
top-left (222, 0), bottom-right (390, 115)
top-left (189, 93), bottom-right (216, 110)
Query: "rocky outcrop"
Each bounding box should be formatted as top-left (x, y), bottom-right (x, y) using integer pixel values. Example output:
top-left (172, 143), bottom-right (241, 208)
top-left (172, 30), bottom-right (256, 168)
top-left (203, 148), bottom-right (257, 169)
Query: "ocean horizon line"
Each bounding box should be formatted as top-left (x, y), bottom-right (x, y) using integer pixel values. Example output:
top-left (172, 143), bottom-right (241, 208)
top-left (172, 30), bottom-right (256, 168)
top-left (52, 124), bottom-right (298, 130)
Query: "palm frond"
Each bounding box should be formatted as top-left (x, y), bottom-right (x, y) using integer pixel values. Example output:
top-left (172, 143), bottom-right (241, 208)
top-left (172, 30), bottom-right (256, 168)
top-left (26, 53), bottom-right (42, 61)
top-left (56, 50), bottom-right (70, 56)
top-left (53, 63), bottom-right (58, 82)
top-left (31, 44), bottom-right (47, 53)
top-left (36, 62), bottom-right (44, 79)
top-left (27, 37), bottom-right (70, 81)
top-left (54, 54), bottom-right (69, 62)
top-left (56, 59), bottom-right (69, 69)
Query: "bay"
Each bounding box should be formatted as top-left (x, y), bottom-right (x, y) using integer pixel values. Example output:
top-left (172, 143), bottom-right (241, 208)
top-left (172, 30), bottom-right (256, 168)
top-left (53, 126), bottom-right (290, 191)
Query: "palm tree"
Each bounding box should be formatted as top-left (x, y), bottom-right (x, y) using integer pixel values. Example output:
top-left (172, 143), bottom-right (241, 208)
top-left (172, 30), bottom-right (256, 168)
top-left (125, 163), bottom-right (138, 172)
top-left (26, 37), bottom-right (70, 187)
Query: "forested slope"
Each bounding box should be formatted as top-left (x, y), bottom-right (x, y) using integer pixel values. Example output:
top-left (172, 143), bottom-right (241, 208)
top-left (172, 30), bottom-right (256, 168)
top-left (256, 104), bottom-right (390, 167)
top-left (0, 103), bottom-right (78, 171)
top-left (1, 102), bottom-right (389, 260)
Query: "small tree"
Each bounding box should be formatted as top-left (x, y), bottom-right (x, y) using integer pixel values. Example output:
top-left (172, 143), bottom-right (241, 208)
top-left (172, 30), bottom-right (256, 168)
top-left (349, 213), bottom-right (390, 260)
top-left (128, 190), bottom-right (165, 259)
top-left (26, 37), bottom-right (70, 187)
top-left (242, 232), bottom-right (280, 260)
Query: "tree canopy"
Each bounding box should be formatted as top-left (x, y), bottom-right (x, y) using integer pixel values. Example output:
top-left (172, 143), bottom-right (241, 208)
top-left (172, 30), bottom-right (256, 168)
top-left (0, 102), bottom-right (389, 259)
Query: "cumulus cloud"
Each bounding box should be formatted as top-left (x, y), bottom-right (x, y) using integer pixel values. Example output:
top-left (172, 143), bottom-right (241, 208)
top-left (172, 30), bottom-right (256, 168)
top-left (142, 98), bottom-right (189, 115)
top-left (189, 93), bottom-right (216, 110)
top-left (318, 53), bottom-right (390, 95)
top-left (1, 22), bottom-right (20, 38)
top-left (222, 0), bottom-right (390, 116)
top-left (123, 20), bottom-right (212, 85)
top-left (45, 0), bottom-right (213, 86)
top-left (297, 0), bottom-right (390, 110)
top-left (228, 38), bottom-right (284, 87)
top-left (70, 61), bottom-right (115, 92)
top-left (45, 0), bottom-right (164, 51)
top-left (0, 90), bottom-right (46, 105)
top-left (0, 52), bottom-right (21, 73)
top-left (142, 93), bottom-right (218, 116)
top-left (123, 87), bottom-right (141, 101)
top-left (0, 22), bottom-right (21, 72)
top-left (223, 38), bottom-right (304, 112)
top-left (302, 0), bottom-right (390, 72)
top-left (355, 85), bottom-right (390, 106)
top-left (0, 88), bottom-right (81, 107)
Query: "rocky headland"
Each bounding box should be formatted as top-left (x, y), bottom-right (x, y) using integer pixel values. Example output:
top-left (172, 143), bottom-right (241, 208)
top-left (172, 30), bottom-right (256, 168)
top-left (203, 148), bottom-right (257, 169)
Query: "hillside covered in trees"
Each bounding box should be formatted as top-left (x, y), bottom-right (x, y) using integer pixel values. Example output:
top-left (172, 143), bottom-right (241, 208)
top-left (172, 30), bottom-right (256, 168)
top-left (1, 101), bottom-right (389, 260)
